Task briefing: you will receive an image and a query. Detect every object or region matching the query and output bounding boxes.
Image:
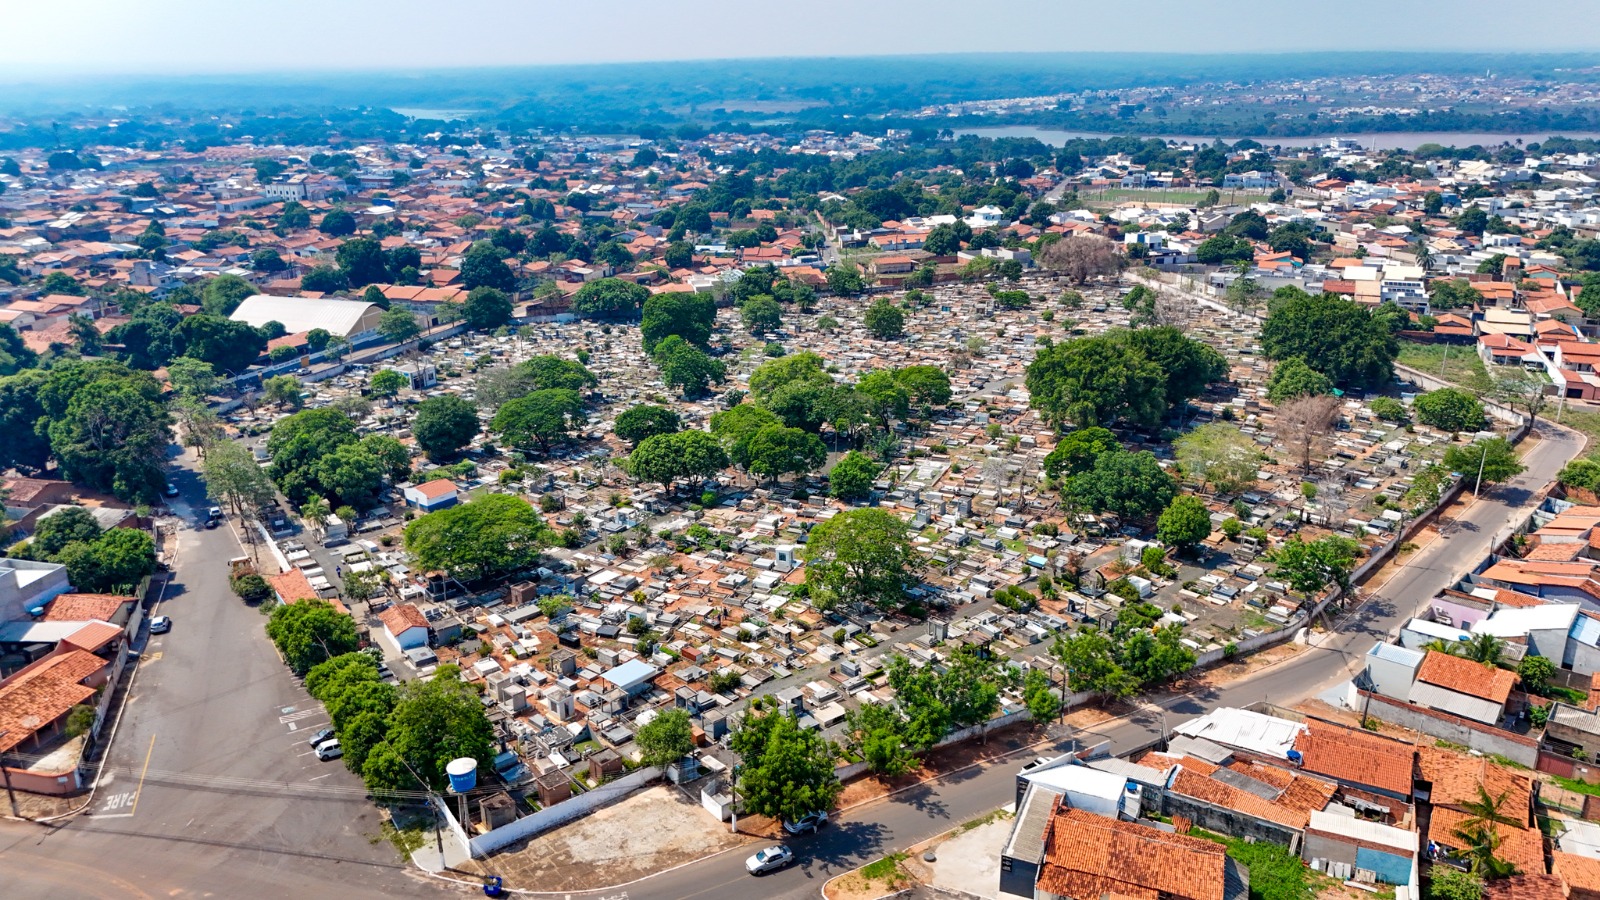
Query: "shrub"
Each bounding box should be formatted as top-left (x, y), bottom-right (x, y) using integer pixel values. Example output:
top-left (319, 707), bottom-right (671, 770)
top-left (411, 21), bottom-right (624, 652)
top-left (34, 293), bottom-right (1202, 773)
top-left (231, 573), bottom-right (271, 602)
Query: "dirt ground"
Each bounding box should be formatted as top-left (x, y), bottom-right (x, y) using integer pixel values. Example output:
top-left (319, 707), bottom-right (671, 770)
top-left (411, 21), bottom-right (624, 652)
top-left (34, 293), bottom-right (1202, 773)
top-left (7, 790), bottom-right (87, 821)
top-left (459, 784), bottom-right (755, 891)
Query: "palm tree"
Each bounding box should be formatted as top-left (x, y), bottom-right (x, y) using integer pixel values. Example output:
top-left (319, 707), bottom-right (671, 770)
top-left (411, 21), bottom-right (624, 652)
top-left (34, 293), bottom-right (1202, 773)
top-left (1461, 633), bottom-right (1505, 667)
top-left (1422, 638), bottom-right (1461, 657)
top-left (1451, 784), bottom-right (1520, 881)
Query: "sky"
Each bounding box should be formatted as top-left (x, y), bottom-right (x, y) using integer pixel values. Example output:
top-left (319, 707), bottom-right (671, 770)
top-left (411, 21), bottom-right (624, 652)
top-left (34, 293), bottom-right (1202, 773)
top-left (7, 0), bottom-right (1600, 75)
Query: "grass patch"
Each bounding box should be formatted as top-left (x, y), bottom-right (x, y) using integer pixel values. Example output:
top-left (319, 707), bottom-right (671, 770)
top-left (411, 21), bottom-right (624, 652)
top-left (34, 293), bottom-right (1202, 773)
top-left (859, 852), bottom-right (911, 885)
top-left (1552, 774), bottom-right (1600, 796)
top-left (1556, 407), bottom-right (1600, 450)
top-left (1195, 829), bottom-right (1321, 900)
top-left (376, 821), bottom-right (428, 857)
top-left (1397, 342), bottom-right (1495, 394)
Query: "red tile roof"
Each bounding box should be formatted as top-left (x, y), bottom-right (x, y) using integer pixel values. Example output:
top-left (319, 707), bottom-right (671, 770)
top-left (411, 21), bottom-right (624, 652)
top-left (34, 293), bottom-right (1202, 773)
top-left (412, 478), bottom-right (458, 499)
top-left (1416, 650), bottom-right (1517, 704)
top-left (1293, 719), bottom-right (1415, 795)
top-left (62, 621), bottom-right (122, 654)
top-left (380, 604), bottom-right (429, 635)
top-left (268, 569), bottom-right (320, 604)
top-left (43, 593), bottom-right (135, 622)
top-left (0, 650), bottom-right (108, 752)
top-left (1037, 806), bottom-right (1231, 900)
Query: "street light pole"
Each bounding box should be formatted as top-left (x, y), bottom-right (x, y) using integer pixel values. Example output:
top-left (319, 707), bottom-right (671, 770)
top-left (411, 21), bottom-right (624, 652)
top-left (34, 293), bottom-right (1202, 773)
top-left (729, 763), bottom-right (742, 834)
top-left (1474, 442), bottom-right (1489, 498)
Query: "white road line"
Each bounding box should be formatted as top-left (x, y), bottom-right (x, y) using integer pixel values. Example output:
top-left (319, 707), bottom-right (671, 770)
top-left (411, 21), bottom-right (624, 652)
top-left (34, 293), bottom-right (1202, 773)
top-left (278, 709), bottom-right (321, 724)
top-left (308, 773), bottom-right (334, 781)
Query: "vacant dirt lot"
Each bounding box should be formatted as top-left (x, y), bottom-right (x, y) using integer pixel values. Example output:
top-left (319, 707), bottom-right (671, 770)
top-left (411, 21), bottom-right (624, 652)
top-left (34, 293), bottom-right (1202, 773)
top-left (460, 784), bottom-right (755, 891)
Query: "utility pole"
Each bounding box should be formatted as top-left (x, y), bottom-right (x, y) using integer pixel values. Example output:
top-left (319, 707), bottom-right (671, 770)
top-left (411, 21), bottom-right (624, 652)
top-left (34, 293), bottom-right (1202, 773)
top-left (729, 764), bottom-right (741, 834)
top-left (1475, 441), bottom-right (1489, 498)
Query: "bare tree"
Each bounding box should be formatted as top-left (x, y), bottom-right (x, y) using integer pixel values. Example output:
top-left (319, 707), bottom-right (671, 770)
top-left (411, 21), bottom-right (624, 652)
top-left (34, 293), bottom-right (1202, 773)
top-left (1039, 235), bottom-right (1125, 283)
top-left (1493, 373), bottom-right (1550, 427)
top-left (1274, 394), bottom-right (1343, 474)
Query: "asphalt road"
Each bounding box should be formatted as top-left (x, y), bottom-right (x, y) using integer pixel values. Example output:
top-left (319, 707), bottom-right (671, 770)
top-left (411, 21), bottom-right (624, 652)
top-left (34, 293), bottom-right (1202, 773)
top-left (0, 422), bottom-right (1579, 900)
top-left (0, 448), bottom-right (429, 900)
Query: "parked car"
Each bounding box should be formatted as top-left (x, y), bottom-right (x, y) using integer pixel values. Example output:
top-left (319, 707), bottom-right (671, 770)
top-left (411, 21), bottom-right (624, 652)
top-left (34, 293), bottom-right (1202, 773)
top-left (207, 506), bottom-right (223, 520)
top-left (315, 739), bottom-right (343, 761)
top-left (149, 616), bottom-right (172, 635)
top-left (783, 811), bottom-right (829, 835)
top-left (745, 845), bottom-right (794, 875)
top-left (307, 727), bottom-right (335, 748)
top-left (164, 484), bottom-right (179, 497)
top-left (204, 518), bottom-right (219, 529)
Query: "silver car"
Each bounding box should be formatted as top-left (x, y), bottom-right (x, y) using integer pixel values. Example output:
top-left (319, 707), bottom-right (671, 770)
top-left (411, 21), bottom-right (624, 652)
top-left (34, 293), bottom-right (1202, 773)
top-left (745, 845), bottom-right (794, 875)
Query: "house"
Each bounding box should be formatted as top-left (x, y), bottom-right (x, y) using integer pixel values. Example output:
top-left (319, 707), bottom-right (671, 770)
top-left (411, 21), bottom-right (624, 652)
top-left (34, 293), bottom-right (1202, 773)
top-left (1291, 718), bottom-right (1417, 812)
top-left (1407, 650), bottom-right (1518, 726)
top-left (1030, 803), bottom-right (1249, 900)
top-left (598, 658), bottom-right (659, 698)
top-left (403, 479), bottom-right (458, 511)
top-left (0, 646), bottom-right (113, 758)
top-left (0, 557), bottom-right (72, 624)
top-left (378, 603), bottom-right (430, 654)
top-left (1301, 810), bottom-right (1418, 887)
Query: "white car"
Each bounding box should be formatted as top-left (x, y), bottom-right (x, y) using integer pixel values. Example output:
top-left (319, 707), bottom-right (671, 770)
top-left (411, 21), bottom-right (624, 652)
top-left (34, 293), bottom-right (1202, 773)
top-left (149, 616), bottom-right (172, 635)
top-left (315, 739), bottom-right (343, 761)
top-left (745, 845), bottom-right (794, 875)
top-left (783, 810), bottom-right (829, 835)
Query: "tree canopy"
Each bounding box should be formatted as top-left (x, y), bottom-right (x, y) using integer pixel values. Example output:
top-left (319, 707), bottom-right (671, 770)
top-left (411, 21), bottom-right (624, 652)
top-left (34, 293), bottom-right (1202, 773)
top-left (266, 599), bottom-right (361, 675)
top-left (626, 430), bottom-right (729, 491)
top-left (412, 395), bottom-right (480, 460)
top-left (731, 704), bottom-right (842, 824)
top-left (1413, 388), bottom-right (1486, 433)
top-left (613, 404), bottom-right (682, 445)
top-left (1261, 287), bottom-right (1398, 390)
top-left (403, 494), bottom-right (551, 583)
top-left (1065, 449), bottom-right (1176, 520)
top-left (803, 508), bottom-right (921, 610)
top-left (1027, 328), bottom-right (1224, 429)
top-left (491, 388), bottom-right (584, 453)
top-left (573, 277), bottom-right (649, 318)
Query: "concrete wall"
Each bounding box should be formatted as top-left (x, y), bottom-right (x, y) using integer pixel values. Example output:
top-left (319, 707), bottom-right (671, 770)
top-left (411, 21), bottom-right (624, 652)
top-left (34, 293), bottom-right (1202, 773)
top-left (470, 765), bottom-right (661, 856)
top-left (1359, 691), bottom-right (1538, 767)
top-left (1161, 791), bottom-right (1301, 849)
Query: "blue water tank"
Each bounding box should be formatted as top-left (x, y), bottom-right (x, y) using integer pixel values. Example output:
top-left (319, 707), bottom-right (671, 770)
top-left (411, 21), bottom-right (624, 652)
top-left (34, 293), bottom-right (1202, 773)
top-left (446, 757), bottom-right (478, 793)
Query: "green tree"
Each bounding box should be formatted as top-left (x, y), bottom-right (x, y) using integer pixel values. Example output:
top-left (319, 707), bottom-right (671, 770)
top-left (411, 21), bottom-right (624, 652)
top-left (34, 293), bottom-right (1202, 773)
top-left (1266, 357), bottom-right (1334, 403)
top-left (1026, 333), bottom-right (1165, 428)
top-left (266, 599), bottom-right (361, 675)
top-left (731, 705), bottom-right (842, 823)
top-left (263, 375), bottom-right (304, 410)
top-left (635, 709), bottom-right (695, 769)
top-left (572, 277), bottom-right (649, 318)
top-left (1119, 625), bottom-right (1196, 687)
top-left (1157, 494), bottom-right (1213, 551)
top-left (279, 201), bottom-right (312, 231)
top-left (380, 668), bottom-right (495, 793)
top-left (462, 286), bottom-right (514, 331)
top-left (202, 439), bottom-right (276, 516)
top-left (828, 450), bottom-right (882, 501)
top-left (516, 355), bottom-right (599, 394)
top-left (412, 395), bottom-right (480, 460)
top-left (1023, 668), bottom-right (1061, 723)
top-left (843, 702), bottom-right (918, 777)
top-left (826, 262), bottom-right (864, 296)
top-left (1429, 278), bottom-right (1482, 310)
top-left (1051, 629), bottom-right (1138, 700)
top-left (46, 365), bottom-right (173, 502)
top-left (626, 430), bottom-right (729, 492)
top-left (744, 425), bottom-right (827, 482)
top-left (613, 404), bottom-right (681, 445)
top-left (1518, 654), bottom-right (1556, 695)
top-left (29, 506), bottom-right (103, 557)
top-left (1261, 288), bottom-right (1397, 390)
top-left (894, 365), bottom-right (953, 410)
top-left (1443, 438), bottom-right (1525, 489)
top-left (368, 368), bottom-right (407, 398)
top-left (403, 494), bottom-right (550, 582)
top-left (0, 323), bottom-right (39, 375)
top-left (177, 315), bottom-right (268, 373)
top-left (748, 351), bottom-right (829, 401)
top-left (376, 307), bottom-right (422, 344)
top-left (201, 273), bottom-right (258, 317)
top-left (1414, 388), bottom-right (1486, 433)
top-left (1066, 450), bottom-right (1176, 520)
top-left (640, 292), bottom-right (716, 352)
top-left (335, 237), bottom-right (389, 287)
top-left (1451, 784), bottom-right (1520, 880)
top-left (318, 209), bottom-right (357, 237)
top-left (1268, 534), bottom-right (1362, 597)
top-left (803, 508), bottom-right (921, 610)
top-left (740, 295), bottom-right (783, 333)
top-left (491, 388), bottom-right (583, 453)
top-left (313, 442), bottom-right (385, 510)
top-left (1042, 426), bottom-right (1119, 481)
top-left (663, 242), bottom-right (693, 269)
top-left (653, 335), bottom-right (725, 397)
top-left (1174, 423), bottom-right (1260, 493)
top-left (863, 299), bottom-right (905, 339)
top-left (1370, 397), bottom-right (1407, 422)
top-left (231, 573), bottom-right (271, 603)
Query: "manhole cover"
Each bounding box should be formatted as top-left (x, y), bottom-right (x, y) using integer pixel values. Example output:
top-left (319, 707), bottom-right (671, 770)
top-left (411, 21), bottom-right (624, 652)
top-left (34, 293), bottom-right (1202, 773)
top-left (923, 850), bottom-right (937, 863)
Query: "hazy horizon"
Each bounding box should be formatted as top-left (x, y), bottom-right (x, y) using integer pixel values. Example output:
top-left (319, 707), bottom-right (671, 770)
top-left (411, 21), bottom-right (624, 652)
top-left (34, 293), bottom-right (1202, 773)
top-left (7, 0), bottom-right (1600, 77)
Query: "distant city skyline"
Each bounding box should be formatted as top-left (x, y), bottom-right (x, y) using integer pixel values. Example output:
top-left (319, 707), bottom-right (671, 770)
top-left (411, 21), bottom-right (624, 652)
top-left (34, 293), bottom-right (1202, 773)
top-left (7, 0), bottom-right (1600, 76)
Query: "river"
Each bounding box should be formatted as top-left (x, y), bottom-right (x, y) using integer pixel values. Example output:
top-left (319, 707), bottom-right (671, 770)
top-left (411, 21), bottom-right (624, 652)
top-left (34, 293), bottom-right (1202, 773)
top-left (960, 126), bottom-right (1600, 151)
